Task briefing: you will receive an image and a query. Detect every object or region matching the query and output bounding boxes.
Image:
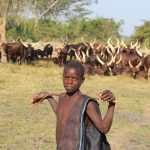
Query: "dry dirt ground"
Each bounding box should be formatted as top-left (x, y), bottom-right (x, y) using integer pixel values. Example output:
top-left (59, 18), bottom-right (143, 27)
top-left (109, 106), bottom-right (150, 150)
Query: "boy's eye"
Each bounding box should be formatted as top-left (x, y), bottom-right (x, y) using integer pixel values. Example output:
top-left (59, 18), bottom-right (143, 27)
top-left (72, 77), bottom-right (78, 81)
top-left (63, 76), bottom-right (79, 81)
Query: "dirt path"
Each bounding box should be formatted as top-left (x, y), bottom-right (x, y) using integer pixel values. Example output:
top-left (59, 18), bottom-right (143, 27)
top-left (109, 106), bottom-right (150, 150)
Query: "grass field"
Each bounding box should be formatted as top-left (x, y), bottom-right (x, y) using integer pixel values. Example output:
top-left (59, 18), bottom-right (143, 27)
top-left (0, 61), bottom-right (150, 150)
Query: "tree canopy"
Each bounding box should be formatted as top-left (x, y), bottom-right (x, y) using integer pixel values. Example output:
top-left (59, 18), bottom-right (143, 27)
top-left (5, 17), bottom-right (122, 42)
top-left (132, 21), bottom-right (150, 47)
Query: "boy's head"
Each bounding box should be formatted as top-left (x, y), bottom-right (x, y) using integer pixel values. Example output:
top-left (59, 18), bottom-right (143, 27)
top-left (63, 61), bottom-right (85, 94)
top-left (63, 61), bottom-right (85, 78)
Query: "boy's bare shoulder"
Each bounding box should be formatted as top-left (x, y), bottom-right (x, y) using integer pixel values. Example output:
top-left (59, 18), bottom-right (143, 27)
top-left (59, 92), bottom-right (66, 99)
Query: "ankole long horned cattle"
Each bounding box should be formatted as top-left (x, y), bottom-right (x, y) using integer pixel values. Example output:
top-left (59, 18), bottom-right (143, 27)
top-left (1, 41), bottom-right (32, 65)
top-left (58, 37), bottom-right (92, 64)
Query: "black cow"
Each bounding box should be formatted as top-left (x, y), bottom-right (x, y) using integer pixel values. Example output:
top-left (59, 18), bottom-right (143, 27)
top-left (34, 49), bottom-right (45, 58)
top-left (24, 44), bottom-right (38, 64)
top-left (43, 44), bottom-right (53, 58)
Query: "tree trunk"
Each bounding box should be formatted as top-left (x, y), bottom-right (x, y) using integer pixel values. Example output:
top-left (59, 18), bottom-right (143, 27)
top-left (0, 17), bottom-right (7, 63)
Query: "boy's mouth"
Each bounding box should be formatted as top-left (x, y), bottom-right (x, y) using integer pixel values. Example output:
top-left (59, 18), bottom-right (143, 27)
top-left (66, 86), bottom-right (72, 90)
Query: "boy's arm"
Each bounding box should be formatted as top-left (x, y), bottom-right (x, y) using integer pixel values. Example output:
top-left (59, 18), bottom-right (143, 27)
top-left (30, 92), bottom-right (58, 114)
top-left (47, 97), bottom-right (58, 114)
top-left (86, 90), bottom-right (115, 134)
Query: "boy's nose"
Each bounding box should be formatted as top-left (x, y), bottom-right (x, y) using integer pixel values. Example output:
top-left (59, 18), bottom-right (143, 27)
top-left (68, 78), bottom-right (73, 83)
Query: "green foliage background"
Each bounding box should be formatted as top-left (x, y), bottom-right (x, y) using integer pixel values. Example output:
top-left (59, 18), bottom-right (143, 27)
top-left (6, 16), bottom-right (150, 49)
top-left (6, 17), bottom-right (122, 42)
top-left (133, 21), bottom-right (150, 47)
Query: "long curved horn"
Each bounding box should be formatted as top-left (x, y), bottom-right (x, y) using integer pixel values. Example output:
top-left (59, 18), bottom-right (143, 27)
top-left (106, 47), bottom-right (116, 65)
top-left (116, 55), bottom-right (122, 64)
top-left (57, 48), bottom-right (61, 53)
top-left (90, 43), bottom-right (94, 49)
top-left (130, 40), bottom-right (138, 49)
top-left (82, 37), bottom-right (89, 47)
top-left (136, 60), bottom-right (142, 68)
top-left (144, 45), bottom-right (148, 52)
top-left (90, 38), bottom-right (96, 49)
top-left (116, 47), bottom-right (120, 55)
top-left (96, 43), bottom-right (101, 50)
top-left (62, 36), bottom-right (69, 46)
top-left (136, 47), bottom-right (142, 57)
top-left (107, 38), bottom-right (115, 54)
top-left (113, 54), bottom-right (117, 63)
top-left (81, 51), bottom-right (86, 63)
top-left (106, 46), bottom-right (113, 55)
top-left (136, 43), bottom-right (141, 49)
top-left (121, 38), bottom-right (127, 48)
top-left (68, 48), bottom-right (72, 54)
top-left (20, 39), bottom-right (28, 47)
top-left (75, 50), bottom-right (81, 62)
top-left (133, 40), bottom-right (138, 48)
top-left (129, 59), bottom-right (133, 68)
top-left (78, 45), bottom-right (82, 52)
top-left (107, 54), bottom-right (114, 66)
top-left (108, 67), bottom-right (112, 75)
top-left (114, 38), bottom-right (120, 49)
top-left (86, 47), bottom-right (90, 57)
top-left (130, 41), bottom-right (134, 49)
top-left (96, 55), bottom-right (105, 65)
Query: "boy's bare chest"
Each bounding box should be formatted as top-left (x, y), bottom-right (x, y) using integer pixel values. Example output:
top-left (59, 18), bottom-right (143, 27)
top-left (57, 98), bottom-right (77, 125)
top-left (59, 100), bottom-right (74, 117)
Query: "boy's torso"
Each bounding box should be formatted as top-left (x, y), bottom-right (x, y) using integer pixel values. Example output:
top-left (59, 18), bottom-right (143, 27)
top-left (56, 91), bottom-right (83, 144)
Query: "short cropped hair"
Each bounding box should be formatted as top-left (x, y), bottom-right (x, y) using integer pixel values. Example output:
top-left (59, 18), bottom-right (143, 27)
top-left (63, 61), bottom-right (85, 78)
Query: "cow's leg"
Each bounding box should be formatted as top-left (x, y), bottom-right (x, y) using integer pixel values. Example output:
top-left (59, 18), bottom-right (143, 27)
top-left (6, 55), bottom-right (9, 63)
top-left (8, 54), bottom-right (12, 63)
top-left (17, 56), bottom-right (21, 65)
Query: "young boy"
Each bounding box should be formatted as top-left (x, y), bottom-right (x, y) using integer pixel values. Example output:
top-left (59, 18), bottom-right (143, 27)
top-left (31, 60), bottom-right (116, 150)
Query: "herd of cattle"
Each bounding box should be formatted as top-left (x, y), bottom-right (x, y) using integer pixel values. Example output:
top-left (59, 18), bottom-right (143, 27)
top-left (0, 38), bottom-right (150, 79)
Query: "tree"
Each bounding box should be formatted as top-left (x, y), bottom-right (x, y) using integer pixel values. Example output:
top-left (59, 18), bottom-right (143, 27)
top-left (24, 0), bottom-right (97, 27)
top-left (78, 18), bottom-right (121, 42)
top-left (0, 0), bottom-right (27, 62)
top-left (0, 0), bottom-right (97, 62)
top-left (132, 20), bottom-right (150, 47)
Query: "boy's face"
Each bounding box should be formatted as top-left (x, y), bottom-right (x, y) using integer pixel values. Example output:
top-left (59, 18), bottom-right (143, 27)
top-left (63, 67), bottom-right (84, 94)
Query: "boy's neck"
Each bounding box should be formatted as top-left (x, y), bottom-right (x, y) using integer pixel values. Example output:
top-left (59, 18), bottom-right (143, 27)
top-left (66, 89), bottom-right (80, 97)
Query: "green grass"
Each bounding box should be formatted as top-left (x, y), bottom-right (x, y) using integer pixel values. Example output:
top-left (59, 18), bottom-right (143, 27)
top-left (0, 62), bottom-right (150, 150)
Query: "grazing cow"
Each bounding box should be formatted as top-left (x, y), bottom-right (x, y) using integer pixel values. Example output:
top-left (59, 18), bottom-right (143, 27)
top-left (57, 48), bottom-right (68, 64)
top-left (34, 49), bottom-right (45, 58)
top-left (82, 63), bottom-right (94, 75)
top-left (133, 70), bottom-right (148, 79)
top-left (1, 41), bottom-right (26, 64)
top-left (144, 55), bottom-right (150, 74)
top-left (43, 44), bottom-right (53, 58)
top-left (24, 44), bottom-right (37, 64)
top-left (61, 42), bottom-right (92, 63)
top-left (89, 38), bottom-right (102, 54)
top-left (128, 58), bottom-right (148, 79)
top-left (96, 52), bottom-right (114, 76)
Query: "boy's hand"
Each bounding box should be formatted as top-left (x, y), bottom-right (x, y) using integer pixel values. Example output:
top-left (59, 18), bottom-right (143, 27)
top-left (99, 90), bottom-right (116, 103)
top-left (30, 92), bottom-right (53, 104)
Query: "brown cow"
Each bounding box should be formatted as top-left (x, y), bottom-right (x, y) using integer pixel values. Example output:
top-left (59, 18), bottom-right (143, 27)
top-left (2, 41), bottom-right (32, 65)
top-left (2, 41), bottom-right (26, 64)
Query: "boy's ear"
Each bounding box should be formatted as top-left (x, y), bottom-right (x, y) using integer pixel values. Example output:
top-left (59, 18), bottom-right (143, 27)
top-left (81, 77), bottom-right (85, 84)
